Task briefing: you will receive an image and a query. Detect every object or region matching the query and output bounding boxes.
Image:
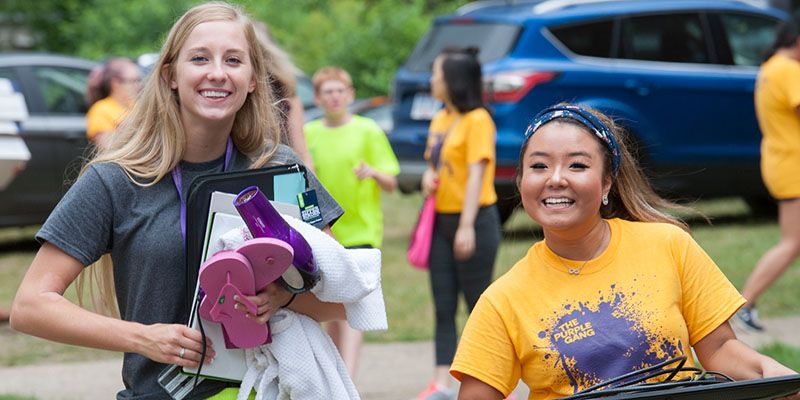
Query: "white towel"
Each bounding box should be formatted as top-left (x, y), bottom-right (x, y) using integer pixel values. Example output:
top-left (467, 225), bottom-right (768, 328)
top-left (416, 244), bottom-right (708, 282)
top-left (236, 310), bottom-right (360, 400)
top-left (218, 213), bottom-right (388, 400)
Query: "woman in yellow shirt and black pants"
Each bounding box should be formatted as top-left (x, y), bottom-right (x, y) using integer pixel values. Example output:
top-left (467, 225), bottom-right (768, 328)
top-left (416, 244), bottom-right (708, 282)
top-left (416, 47), bottom-right (502, 399)
top-left (737, 17), bottom-right (800, 332)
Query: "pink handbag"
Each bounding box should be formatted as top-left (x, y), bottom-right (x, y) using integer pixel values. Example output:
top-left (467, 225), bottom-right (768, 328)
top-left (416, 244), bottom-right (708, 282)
top-left (407, 195), bottom-right (436, 270)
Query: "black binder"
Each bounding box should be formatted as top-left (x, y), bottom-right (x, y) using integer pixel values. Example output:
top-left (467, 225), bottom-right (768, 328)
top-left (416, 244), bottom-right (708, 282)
top-left (183, 163), bottom-right (308, 314)
top-left (560, 374), bottom-right (800, 400)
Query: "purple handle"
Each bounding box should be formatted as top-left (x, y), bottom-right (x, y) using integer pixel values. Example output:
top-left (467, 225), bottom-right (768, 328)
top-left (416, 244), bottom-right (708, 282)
top-left (234, 186), bottom-right (319, 292)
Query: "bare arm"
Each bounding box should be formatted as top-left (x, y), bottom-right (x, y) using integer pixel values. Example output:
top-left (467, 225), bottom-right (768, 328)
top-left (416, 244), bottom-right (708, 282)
top-left (458, 374), bottom-right (505, 400)
top-left (287, 96), bottom-right (315, 172)
top-left (11, 243), bottom-right (213, 368)
top-left (421, 166), bottom-right (438, 197)
top-left (454, 160), bottom-right (488, 261)
top-left (694, 321), bottom-right (798, 380)
top-left (354, 162), bottom-right (397, 192)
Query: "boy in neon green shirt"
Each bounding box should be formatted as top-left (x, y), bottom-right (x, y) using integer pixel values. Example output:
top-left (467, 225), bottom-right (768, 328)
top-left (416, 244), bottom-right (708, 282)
top-left (304, 66), bottom-right (399, 377)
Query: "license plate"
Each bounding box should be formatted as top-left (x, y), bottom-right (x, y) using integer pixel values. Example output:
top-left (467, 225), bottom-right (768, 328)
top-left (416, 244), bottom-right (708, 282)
top-left (410, 93), bottom-right (442, 121)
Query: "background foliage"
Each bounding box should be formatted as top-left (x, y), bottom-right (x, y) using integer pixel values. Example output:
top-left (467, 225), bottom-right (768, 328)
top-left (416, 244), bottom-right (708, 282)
top-left (0, 0), bottom-right (470, 97)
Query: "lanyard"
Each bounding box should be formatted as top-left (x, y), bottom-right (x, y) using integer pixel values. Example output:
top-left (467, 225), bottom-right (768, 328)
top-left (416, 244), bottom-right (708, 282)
top-left (171, 137), bottom-right (234, 246)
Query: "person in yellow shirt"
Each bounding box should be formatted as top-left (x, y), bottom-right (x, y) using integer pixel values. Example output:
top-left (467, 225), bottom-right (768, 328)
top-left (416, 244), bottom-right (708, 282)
top-left (85, 57), bottom-right (141, 149)
top-left (451, 104), bottom-right (798, 400)
top-left (416, 47), bottom-right (501, 400)
top-left (737, 17), bottom-right (800, 332)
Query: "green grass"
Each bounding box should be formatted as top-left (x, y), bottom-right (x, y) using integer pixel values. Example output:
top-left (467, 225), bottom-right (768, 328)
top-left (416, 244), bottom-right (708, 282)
top-left (0, 395), bottom-right (36, 400)
top-left (1, 194), bottom-right (799, 367)
top-left (758, 342), bottom-right (800, 372)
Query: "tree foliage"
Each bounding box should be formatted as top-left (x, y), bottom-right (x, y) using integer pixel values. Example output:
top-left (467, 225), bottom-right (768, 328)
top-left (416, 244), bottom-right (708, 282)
top-left (1, 0), bottom-right (470, 97)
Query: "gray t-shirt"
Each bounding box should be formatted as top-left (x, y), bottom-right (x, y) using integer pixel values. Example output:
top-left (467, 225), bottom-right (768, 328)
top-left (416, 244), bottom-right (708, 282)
top-left (37, 144), bottom-right (343, 400)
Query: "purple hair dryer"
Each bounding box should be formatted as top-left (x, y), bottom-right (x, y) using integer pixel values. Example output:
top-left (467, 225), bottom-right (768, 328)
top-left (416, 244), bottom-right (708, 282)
top-left (234, 186), bottom-right (319, 293)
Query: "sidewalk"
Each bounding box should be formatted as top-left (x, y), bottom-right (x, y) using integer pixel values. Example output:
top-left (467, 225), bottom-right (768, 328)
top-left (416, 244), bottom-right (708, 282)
top-left (1, 315), bottom-right (798, 400)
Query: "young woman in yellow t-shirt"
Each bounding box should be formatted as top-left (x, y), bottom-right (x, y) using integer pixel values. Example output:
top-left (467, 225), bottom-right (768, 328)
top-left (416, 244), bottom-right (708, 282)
top-left (738, 16), bottom-right (800, 332)
top-left (85, 57), bottom-right (141, 149)
top-left (451, 104), bottom-right (799, 399)
top-left (416, 47), bottom-right (502, 399)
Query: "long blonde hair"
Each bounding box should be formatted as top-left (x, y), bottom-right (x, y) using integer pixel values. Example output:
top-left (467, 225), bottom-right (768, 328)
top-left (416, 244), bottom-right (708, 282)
top-left (516, 104), bottom-right (692, 232)
top-left (253, 21), bottom-right (301, 98)
top-left (77, 2), bottom-right (283, 316)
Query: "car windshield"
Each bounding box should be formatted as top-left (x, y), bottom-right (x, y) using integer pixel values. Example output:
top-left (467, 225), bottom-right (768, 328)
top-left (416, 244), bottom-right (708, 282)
top-left (404, 22), bottom-right (520, 72)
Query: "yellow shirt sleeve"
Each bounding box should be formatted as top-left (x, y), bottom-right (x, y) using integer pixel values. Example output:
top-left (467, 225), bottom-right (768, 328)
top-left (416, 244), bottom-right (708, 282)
top-left (465, 109), bottom-right (496, 165)
top-left (86, 98), bottom-right (126, 140)
top-left (451, 293), bottom-right (522, 398)
top-left (672, 228), bottom-right (746, 344)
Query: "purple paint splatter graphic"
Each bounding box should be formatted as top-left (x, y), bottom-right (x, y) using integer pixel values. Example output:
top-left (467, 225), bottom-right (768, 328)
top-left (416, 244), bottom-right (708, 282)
top-left (537, 285), bottom-right (684, 393)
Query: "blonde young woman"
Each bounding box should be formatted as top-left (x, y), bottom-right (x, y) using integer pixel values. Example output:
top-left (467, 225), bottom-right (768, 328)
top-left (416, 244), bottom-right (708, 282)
top-left (451, 104), bottom-right (799, 400)
top-left (11, 3), bottom-right (344, 399)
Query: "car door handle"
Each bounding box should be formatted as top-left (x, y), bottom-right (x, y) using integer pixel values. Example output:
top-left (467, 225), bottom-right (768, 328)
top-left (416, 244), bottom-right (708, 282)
top-left (624, 79), bottom-right (651, 96)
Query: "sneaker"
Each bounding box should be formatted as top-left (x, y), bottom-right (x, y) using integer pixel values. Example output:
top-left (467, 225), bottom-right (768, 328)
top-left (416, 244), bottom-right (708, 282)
top-left (735, 307), bottom-right (764, 331)
top-left (416, 382), bottom-right (455, 400)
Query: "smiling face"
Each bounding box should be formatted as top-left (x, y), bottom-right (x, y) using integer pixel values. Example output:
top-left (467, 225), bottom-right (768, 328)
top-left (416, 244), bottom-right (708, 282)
top-left (519, 120), bottom-right (612, 235)
top-left (166, 20), bottom-right (256, 129)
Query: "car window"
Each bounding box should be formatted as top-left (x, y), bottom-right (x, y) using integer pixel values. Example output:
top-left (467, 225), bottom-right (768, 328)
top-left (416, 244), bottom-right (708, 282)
top-left (32, 66), bottom-right (89, 115)
top-left (549, 19), bottom-right (614, 58)
top-left (719, 13), bottom-right (780, 66)
top-left (405, 22), bottom-right (521, 72)
top-left (621, 13), bottom-right (710, 64)
top-left (0, 67), bottom-right (20, 88)
top-left (296, 75), bottom-right (315, 110)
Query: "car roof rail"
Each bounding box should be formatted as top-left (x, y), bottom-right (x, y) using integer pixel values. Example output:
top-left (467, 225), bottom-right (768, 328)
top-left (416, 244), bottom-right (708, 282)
top-left (455, 0), bottom-right (542, 15)
top-left (530, 0), bottom-right (776, 14)
top-left (531, 0), bottom-right (624, 14)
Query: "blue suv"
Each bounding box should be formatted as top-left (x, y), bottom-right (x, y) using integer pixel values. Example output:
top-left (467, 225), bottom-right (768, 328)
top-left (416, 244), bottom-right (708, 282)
top-left (389, 0), bottom-right (789, 221)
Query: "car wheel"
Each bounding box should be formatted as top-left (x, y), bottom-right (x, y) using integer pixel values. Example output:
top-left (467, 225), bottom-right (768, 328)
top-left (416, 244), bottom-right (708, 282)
top-left (496, 191), bottom-right (519, 226)
top-left (744, 195), bottom-right (777, 218)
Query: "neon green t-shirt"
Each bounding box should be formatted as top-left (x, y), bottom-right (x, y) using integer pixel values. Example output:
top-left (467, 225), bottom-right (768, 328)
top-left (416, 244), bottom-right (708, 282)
top-left (451, 218), bottom-right (745, 399)
top-left (305, 115), bottom-right (399, 247)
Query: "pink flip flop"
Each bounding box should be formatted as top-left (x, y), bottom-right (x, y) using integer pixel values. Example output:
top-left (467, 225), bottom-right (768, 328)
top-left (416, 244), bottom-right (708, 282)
top-left (199, 250), bottom-right (266, 349)
top-left (236, 238), bottom-right (294, 292)
top-left (198, 239), bottom-right (294, 349)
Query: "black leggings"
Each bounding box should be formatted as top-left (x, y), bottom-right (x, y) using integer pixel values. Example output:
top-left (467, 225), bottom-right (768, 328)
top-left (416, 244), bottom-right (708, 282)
top-left (428, 204), bottom-right (501, 366)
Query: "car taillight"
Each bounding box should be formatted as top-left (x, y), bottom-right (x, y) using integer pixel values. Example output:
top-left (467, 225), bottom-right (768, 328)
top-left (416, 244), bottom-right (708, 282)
top-left (484, 71), bottom-right (557, 103)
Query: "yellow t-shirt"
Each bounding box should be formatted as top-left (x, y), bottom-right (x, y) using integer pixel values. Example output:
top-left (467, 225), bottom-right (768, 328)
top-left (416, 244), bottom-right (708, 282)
top-left (451, 218), bottom-right (745, 399)
top-left (425, 108), bottom-right (497, 213)
top-left (86, 97), bottom-right (127, 140)
top-left (755, 53), bottom-right (800, 199)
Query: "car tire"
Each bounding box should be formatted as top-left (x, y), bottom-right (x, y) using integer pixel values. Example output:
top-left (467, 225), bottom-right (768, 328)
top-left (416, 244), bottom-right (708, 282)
top-left (496, 190), bottom-right (519, 226)
top-left (744, 195), bottom-right (777, 218)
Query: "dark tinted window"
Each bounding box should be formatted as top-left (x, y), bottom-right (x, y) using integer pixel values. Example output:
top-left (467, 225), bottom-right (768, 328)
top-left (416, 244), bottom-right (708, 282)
top-left (621, 13), bottom-right (710, 63)
top-left (0, 68), bottom-right (19, 86)
top-left (405, 23), bottom-right (520, 72)
top-left (32, 66), bottom-right (89, 115)
top-left (549, 20), bottom-right (614, 58)
top-left (719, 13), bottom-right (780, 66)
top-left (296, 75), bottom-right (315, 110)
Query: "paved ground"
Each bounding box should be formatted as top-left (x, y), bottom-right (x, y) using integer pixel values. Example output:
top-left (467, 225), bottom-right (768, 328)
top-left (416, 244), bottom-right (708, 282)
top-left (1, 316), bottom-right (798, 400)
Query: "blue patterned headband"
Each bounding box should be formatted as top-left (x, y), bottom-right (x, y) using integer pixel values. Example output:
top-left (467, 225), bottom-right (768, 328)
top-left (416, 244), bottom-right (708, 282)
top-left (524, 105), bottom-right (621, 176)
